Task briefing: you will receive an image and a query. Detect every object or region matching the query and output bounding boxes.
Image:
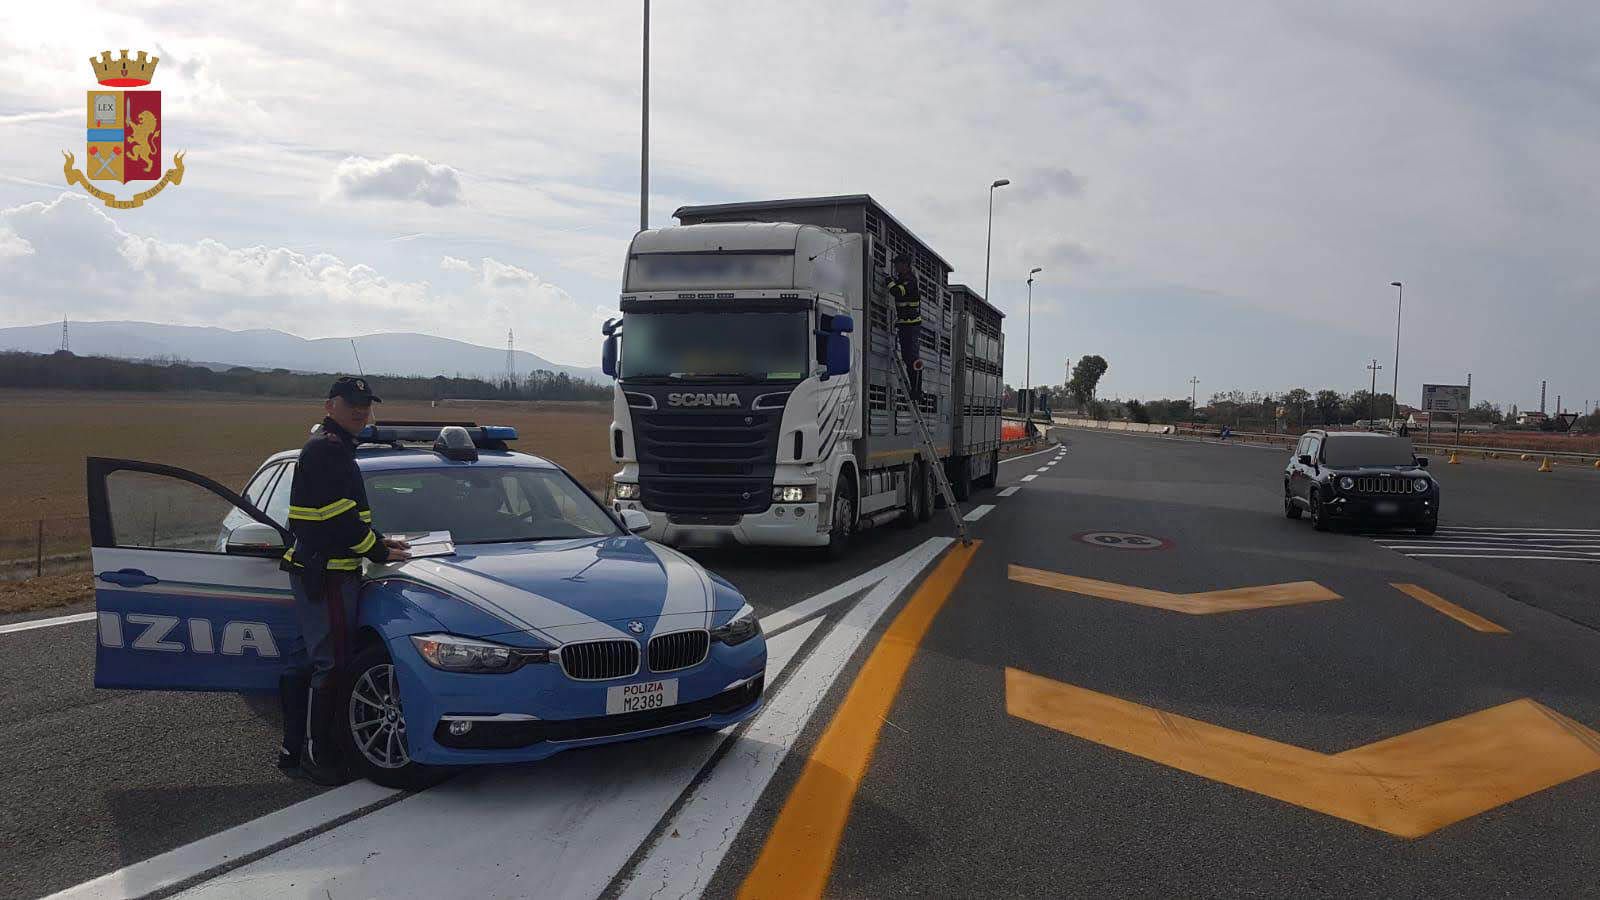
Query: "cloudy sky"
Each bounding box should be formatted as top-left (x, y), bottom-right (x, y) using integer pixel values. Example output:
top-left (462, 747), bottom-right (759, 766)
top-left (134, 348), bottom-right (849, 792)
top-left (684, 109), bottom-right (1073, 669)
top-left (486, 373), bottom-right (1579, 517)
top-left (2, 1), bottom-right (1595, 411)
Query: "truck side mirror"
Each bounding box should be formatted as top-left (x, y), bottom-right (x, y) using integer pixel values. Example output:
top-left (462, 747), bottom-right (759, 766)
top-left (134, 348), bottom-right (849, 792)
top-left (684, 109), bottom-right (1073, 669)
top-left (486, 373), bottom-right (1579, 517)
top-left (831, 314), bottom-right (854, 334)
top-left (602, 333), bottom-right (619, 379)
top-left (825, 333), bottom-right (851, 377)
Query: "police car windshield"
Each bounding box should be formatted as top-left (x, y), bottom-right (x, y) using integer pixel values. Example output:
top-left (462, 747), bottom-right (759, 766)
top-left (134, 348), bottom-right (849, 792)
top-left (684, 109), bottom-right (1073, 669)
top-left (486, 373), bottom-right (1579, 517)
top-left (364, 468), bottom-right (620, 543)
top-left (621, 310), bottom-right (807, 382)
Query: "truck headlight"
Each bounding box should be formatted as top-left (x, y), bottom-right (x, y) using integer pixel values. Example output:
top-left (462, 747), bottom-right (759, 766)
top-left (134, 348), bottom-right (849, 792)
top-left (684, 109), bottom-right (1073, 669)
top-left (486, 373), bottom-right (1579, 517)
top-left (1412, 478), bottom-right (1430, 493)
top-left (410, 633), bottom-right (547, 673)
top-left (710, 604), bottom-right (761, 646)
top-left (772, 485), bottom-right (816, 503)
top-left (614, 481), bottom-right (640, 500)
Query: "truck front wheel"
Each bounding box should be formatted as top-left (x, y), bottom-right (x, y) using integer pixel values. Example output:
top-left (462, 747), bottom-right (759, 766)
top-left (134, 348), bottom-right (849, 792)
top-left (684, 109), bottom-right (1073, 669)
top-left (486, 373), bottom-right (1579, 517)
top-left (824, 477), bottom-right (856, 559)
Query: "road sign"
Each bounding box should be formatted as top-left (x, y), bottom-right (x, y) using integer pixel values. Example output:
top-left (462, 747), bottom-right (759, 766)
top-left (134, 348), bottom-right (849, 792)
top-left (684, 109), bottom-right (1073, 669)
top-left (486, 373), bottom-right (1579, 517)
top-left (1421, 383), bottom-right (1470, 413)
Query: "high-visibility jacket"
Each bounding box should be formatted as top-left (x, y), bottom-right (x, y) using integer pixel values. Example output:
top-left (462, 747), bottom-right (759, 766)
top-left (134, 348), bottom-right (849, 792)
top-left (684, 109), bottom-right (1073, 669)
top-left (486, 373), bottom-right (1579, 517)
top-left (281, 417), bottom-right (389, 573)
top-left (888, 275), bottom-right (922, 326)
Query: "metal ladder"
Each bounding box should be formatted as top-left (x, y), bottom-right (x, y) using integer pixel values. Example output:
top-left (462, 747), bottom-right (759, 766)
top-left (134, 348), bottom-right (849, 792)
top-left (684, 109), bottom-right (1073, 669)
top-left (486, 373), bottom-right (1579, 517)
top-left (892, 349), bottom-right (971, 545)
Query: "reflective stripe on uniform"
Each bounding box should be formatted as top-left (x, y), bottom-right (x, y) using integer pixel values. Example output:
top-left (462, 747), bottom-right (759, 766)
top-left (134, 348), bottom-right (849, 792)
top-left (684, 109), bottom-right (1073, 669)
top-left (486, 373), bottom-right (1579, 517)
top-left (350, 530), bottom-right (377, 555)
top-left (326, 557), bottom-right (360, 571)
top-left (287, 498), bottom-right (358, 521)
top-left (359, 509), bottom-right (373, 523)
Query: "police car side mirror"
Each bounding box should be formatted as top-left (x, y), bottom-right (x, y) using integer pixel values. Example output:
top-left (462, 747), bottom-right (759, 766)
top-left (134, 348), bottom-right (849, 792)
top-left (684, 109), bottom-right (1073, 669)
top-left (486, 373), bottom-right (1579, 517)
top-left (226, 521), bottom-right (286, 557)
top-left (620, 508), bottom-right (651, 535)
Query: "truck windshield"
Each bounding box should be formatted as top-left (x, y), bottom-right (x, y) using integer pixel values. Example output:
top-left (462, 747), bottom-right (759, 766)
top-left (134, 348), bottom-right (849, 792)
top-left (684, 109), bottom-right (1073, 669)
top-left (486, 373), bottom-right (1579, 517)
top-left (1321, 436), bottom-right (1417, 467)
top-left (621, 311), bottom-right (808, 381)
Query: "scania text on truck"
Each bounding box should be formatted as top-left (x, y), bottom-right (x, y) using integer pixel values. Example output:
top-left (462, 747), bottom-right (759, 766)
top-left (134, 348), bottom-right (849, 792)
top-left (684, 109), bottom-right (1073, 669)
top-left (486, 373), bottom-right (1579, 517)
top-left (601, 195), bottom-right (1005, 555)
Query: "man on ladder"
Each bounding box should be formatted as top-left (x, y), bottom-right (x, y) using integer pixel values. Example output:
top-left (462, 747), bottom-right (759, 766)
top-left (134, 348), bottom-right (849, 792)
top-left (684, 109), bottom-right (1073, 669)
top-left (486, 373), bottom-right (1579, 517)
top-left (888, 253), bottom-right (924, 401)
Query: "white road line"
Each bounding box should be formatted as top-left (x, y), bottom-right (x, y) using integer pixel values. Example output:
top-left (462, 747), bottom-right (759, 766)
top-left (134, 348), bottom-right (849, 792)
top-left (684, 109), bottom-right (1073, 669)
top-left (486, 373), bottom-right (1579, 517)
top-left (998, 486), bottom-right (1021, 497)
top-left (963, 504), bottom-right (995, 522)
top-left (0, 610), bottom-right (94, 636)
top-left (1380, 543), bottom-right (1600, 553)
top-left (1435, 526), bottom-right (1600, 533)
top-left (45, 782), bottom-right (400, 900)
top-left (1398, 554), bottom-right (1600, 562)
top-left (615, 537), bottom-right (954, 900)
top-left (759, 536), bottom-right (947, 635)
top-left (171, 616), bottom-right (827, 900)
top-left (1035, 466), bottom-right (1050, 473)
top-left (1020, 474), bottom-right (1038, 482)
top-left (999, 444), bottom-right (1059, 465)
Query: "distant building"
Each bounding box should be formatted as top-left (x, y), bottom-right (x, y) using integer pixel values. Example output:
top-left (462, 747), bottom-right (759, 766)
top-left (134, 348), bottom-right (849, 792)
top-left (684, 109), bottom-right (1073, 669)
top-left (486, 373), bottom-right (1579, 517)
top-left (1516, 411), bottom-right (1549, 426)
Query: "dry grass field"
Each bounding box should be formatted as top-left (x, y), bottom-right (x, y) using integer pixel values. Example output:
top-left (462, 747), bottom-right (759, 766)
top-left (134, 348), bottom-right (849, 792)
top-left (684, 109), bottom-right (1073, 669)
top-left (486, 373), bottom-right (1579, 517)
top-left (0, 389), bottom-right (615, 523)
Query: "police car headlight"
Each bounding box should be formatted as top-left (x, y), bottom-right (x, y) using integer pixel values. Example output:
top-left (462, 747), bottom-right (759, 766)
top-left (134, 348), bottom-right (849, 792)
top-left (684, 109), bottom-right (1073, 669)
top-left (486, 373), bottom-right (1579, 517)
top-left (410, 633), bottom-right (548, 673)
top-left (710, 604), bottom-right (761, 647)
top-left (1412, 478), bottom-right (1431, 493)
top-left (772, 485), bottom-right (816, 503)
top-left (614, 481), bottom-right (641, 500)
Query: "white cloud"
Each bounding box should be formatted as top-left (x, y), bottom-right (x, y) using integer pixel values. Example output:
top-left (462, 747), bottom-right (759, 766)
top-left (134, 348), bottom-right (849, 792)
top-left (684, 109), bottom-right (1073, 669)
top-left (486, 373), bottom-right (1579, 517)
top-left (0, 194), bottom-right (599, 365)
top-left (330, 154), bottom-right (464, 207)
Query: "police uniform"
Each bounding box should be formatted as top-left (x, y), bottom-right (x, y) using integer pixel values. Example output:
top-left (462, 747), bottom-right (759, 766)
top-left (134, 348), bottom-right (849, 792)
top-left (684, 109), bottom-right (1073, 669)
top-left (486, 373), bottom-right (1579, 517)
top-left (887, 260), bottom-right (924, 398)
top-left (277, 377), bottom-right (396, 782)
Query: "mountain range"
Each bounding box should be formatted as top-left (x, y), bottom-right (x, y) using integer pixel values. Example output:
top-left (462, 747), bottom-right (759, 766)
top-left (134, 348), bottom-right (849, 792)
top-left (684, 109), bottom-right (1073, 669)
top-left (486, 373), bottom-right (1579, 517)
top-left (0, 321), bottom-right (605, 384)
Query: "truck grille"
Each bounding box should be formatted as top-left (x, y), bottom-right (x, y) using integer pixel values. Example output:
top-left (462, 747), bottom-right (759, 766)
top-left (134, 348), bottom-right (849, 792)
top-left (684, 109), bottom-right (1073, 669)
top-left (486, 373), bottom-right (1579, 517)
top-left (648, 630), bottom-right (710, 673)
top-left (635, 407), bottom-right (784, 514)
top-left (558, 639), bottom-right (640, 680)
top-left (1355, 476), bottom-right (1408, 494)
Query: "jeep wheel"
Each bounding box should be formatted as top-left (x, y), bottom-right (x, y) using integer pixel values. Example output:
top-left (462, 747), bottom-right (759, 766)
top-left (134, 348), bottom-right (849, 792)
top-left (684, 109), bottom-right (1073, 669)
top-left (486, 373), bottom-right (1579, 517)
top-left (341, 644), bottom-right (451, 790)
top-left (1284, 490), bottom-right (1302, 520)
top-left (1310, 493), bottom-right (1330, 532)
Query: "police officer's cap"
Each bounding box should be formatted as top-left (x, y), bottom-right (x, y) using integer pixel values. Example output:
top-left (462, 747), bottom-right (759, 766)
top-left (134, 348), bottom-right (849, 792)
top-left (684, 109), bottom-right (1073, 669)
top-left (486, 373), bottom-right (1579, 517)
top-left (328, 376), bottom-right (382, 404)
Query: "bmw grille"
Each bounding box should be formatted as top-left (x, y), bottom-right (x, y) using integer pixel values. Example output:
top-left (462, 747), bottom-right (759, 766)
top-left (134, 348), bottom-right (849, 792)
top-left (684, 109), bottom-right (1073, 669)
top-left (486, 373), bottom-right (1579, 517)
top-left (648, 630), bottom-right (710, 673)
top-left (558, 639), bottom-right (641, 680)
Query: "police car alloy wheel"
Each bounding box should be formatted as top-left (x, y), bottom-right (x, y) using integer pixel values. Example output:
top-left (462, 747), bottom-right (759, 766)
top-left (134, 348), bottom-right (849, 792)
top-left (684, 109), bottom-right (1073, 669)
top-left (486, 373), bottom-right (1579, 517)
top-left (350, 662), bottom-right (409, 770)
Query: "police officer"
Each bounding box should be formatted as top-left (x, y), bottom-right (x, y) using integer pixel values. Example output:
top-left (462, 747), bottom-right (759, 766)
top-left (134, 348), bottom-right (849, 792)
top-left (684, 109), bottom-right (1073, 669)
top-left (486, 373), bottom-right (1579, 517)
top-left (277, 377), bottom-right (410, 784)
top-left (887, 253), bottom-right (924, 399)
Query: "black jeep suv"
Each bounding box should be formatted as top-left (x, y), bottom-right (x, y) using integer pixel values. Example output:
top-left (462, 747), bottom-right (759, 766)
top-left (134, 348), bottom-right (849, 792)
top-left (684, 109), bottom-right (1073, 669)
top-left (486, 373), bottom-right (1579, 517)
top-left (1284, 430), bottom-right (1439, 534)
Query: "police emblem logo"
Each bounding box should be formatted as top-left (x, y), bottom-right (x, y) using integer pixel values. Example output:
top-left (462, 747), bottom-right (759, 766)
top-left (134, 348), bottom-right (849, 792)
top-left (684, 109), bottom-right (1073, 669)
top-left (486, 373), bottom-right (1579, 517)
top-left (61, 50), bottom-right (188, 209)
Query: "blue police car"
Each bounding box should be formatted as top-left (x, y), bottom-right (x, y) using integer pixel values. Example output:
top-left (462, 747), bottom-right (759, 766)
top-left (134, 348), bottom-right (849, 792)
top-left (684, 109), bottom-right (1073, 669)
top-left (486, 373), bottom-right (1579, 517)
top-left (87, 423), bottom-right (766, 788)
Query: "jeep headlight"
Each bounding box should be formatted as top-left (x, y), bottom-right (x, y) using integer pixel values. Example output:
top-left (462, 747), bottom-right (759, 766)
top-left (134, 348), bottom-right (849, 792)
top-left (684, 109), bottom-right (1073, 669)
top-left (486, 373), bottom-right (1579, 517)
top-left (772, 485), bottom-right (816, 503)
top-left (614, 481), bottom-right (640, 500)
top-left (710, 604), bottom-right (761, 646)
top-left (411, 633), bottom-right (547, 673)
top-left (1412, 478), bottom-right (1430, 493)
top-left (1338, 476), bottom-right (1355, 491)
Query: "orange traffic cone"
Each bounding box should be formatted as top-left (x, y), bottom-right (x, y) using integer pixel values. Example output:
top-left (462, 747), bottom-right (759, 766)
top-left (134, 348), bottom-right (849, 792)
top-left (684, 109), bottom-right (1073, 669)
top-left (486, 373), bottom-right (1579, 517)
top-left (1448, 451), bottom-right (1460, 465)
top-left (1538, 457), bottom-right (1553, 472)
top-left (1593, 458), bottom-right (1599, 470)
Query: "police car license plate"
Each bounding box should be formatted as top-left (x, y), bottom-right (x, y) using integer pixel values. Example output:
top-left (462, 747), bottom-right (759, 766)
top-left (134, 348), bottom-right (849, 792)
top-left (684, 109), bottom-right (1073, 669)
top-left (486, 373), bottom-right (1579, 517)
top-left (1374, 501), bottom-right (1399, 515)
top-left (607, 679), bottom-right (678, 715)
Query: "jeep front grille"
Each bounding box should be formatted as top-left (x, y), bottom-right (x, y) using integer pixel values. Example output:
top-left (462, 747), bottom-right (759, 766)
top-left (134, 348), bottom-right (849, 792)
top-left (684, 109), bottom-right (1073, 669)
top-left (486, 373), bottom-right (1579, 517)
top-left (1355, 476), bottom-right (1408, 495)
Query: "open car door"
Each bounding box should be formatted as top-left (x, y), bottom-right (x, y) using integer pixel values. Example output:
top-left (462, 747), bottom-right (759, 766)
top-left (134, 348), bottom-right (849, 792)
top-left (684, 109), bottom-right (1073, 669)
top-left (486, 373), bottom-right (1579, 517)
top-left (88, 457), bottom-right (300, 692)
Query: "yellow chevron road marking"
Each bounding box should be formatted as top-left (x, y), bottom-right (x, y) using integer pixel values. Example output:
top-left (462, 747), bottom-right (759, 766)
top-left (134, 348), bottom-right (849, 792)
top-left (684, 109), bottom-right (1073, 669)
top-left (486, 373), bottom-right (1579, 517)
top-left (1008, 564), bottom-right (1340, 614)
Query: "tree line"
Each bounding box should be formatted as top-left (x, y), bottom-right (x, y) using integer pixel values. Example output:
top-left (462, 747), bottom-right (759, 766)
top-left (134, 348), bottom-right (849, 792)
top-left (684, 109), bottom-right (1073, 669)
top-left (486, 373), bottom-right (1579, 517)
top-left (0, 351), bottom-right (611, 402)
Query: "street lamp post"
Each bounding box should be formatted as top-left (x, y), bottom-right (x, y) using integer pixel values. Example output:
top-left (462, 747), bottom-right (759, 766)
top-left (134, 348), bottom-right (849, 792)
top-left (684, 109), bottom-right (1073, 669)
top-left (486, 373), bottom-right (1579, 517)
top-left (1025, 267), bottom-right (1042, 417)
top-left (1189, 376), bottom-right (1199, 425)
top-left (640, 0), bottom-right (650, 232)
top-left (1367, 359), bottom-right (1383, 427)
top-left (984, 179), bottom-right (1010, 302)
top-left (1389, 281), bottom-right (1402, 424)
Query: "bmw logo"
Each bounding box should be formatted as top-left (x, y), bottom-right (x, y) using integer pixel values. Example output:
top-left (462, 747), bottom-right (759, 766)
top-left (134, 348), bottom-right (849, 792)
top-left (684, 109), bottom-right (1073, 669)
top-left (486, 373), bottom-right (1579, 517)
top-left (628, 620), bottom-right (645, 634)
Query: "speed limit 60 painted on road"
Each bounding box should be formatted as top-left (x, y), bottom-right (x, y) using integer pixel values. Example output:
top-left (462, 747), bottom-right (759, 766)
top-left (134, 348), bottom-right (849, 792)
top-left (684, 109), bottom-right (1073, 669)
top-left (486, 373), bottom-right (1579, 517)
top-left (1074, 531), bottom-right (1173, 551)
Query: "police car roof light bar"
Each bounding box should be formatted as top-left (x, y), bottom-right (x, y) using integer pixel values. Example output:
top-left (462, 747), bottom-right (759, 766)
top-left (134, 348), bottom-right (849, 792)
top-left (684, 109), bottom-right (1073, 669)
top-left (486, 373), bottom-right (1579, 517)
top-left (357, 423), bottom-right (519, 448)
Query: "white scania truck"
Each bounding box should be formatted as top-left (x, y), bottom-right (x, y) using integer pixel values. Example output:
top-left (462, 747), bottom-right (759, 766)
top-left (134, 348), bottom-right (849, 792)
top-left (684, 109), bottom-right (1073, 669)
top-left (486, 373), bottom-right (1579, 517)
top-left (602, 195), bottom-right (1004, 555)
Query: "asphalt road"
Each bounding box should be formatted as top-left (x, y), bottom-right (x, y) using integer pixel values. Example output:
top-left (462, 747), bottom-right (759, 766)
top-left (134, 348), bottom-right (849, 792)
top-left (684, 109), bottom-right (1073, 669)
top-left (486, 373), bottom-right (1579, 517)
top-left (706, 428), bottom-right (1600, 897)
top-left (8, 432), bottom-right (1598, 898)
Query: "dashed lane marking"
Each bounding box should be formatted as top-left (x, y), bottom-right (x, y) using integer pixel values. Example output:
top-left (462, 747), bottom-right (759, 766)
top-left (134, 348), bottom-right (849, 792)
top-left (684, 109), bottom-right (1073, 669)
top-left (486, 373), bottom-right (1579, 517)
top-left (1020, 474), bottom-right (1038, 482)
top-left (1035, 466), bottom-right (1050, 473)
top-left (1391, 583), bottom-right (1509, 634)
top-left (963, 504), bottom-right (995, 522)
top-left (737, 542), bottom-right (981, 899)
top-left (998, 487), bottom-right (1021, 497)
top-left (1006, 668), bottom-right (1600, 838)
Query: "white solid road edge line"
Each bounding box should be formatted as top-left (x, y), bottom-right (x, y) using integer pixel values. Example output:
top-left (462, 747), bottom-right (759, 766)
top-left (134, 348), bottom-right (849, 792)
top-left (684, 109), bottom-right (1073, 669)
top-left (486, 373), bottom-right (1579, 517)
top-left (962, 504), bottom-right (995, 522)
top-left (997, 486), bottom-right (1021, 497)
top-left (614, 536), bottom-right (955, 899)
top-left (43, 781), bottom-right (400, 900)
top-left (999, 443), bottom-right (1059, 465)
top-left (759, 536), bottom-right (947, 635)
top-left (0, 610), bottom-right (94, 636)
